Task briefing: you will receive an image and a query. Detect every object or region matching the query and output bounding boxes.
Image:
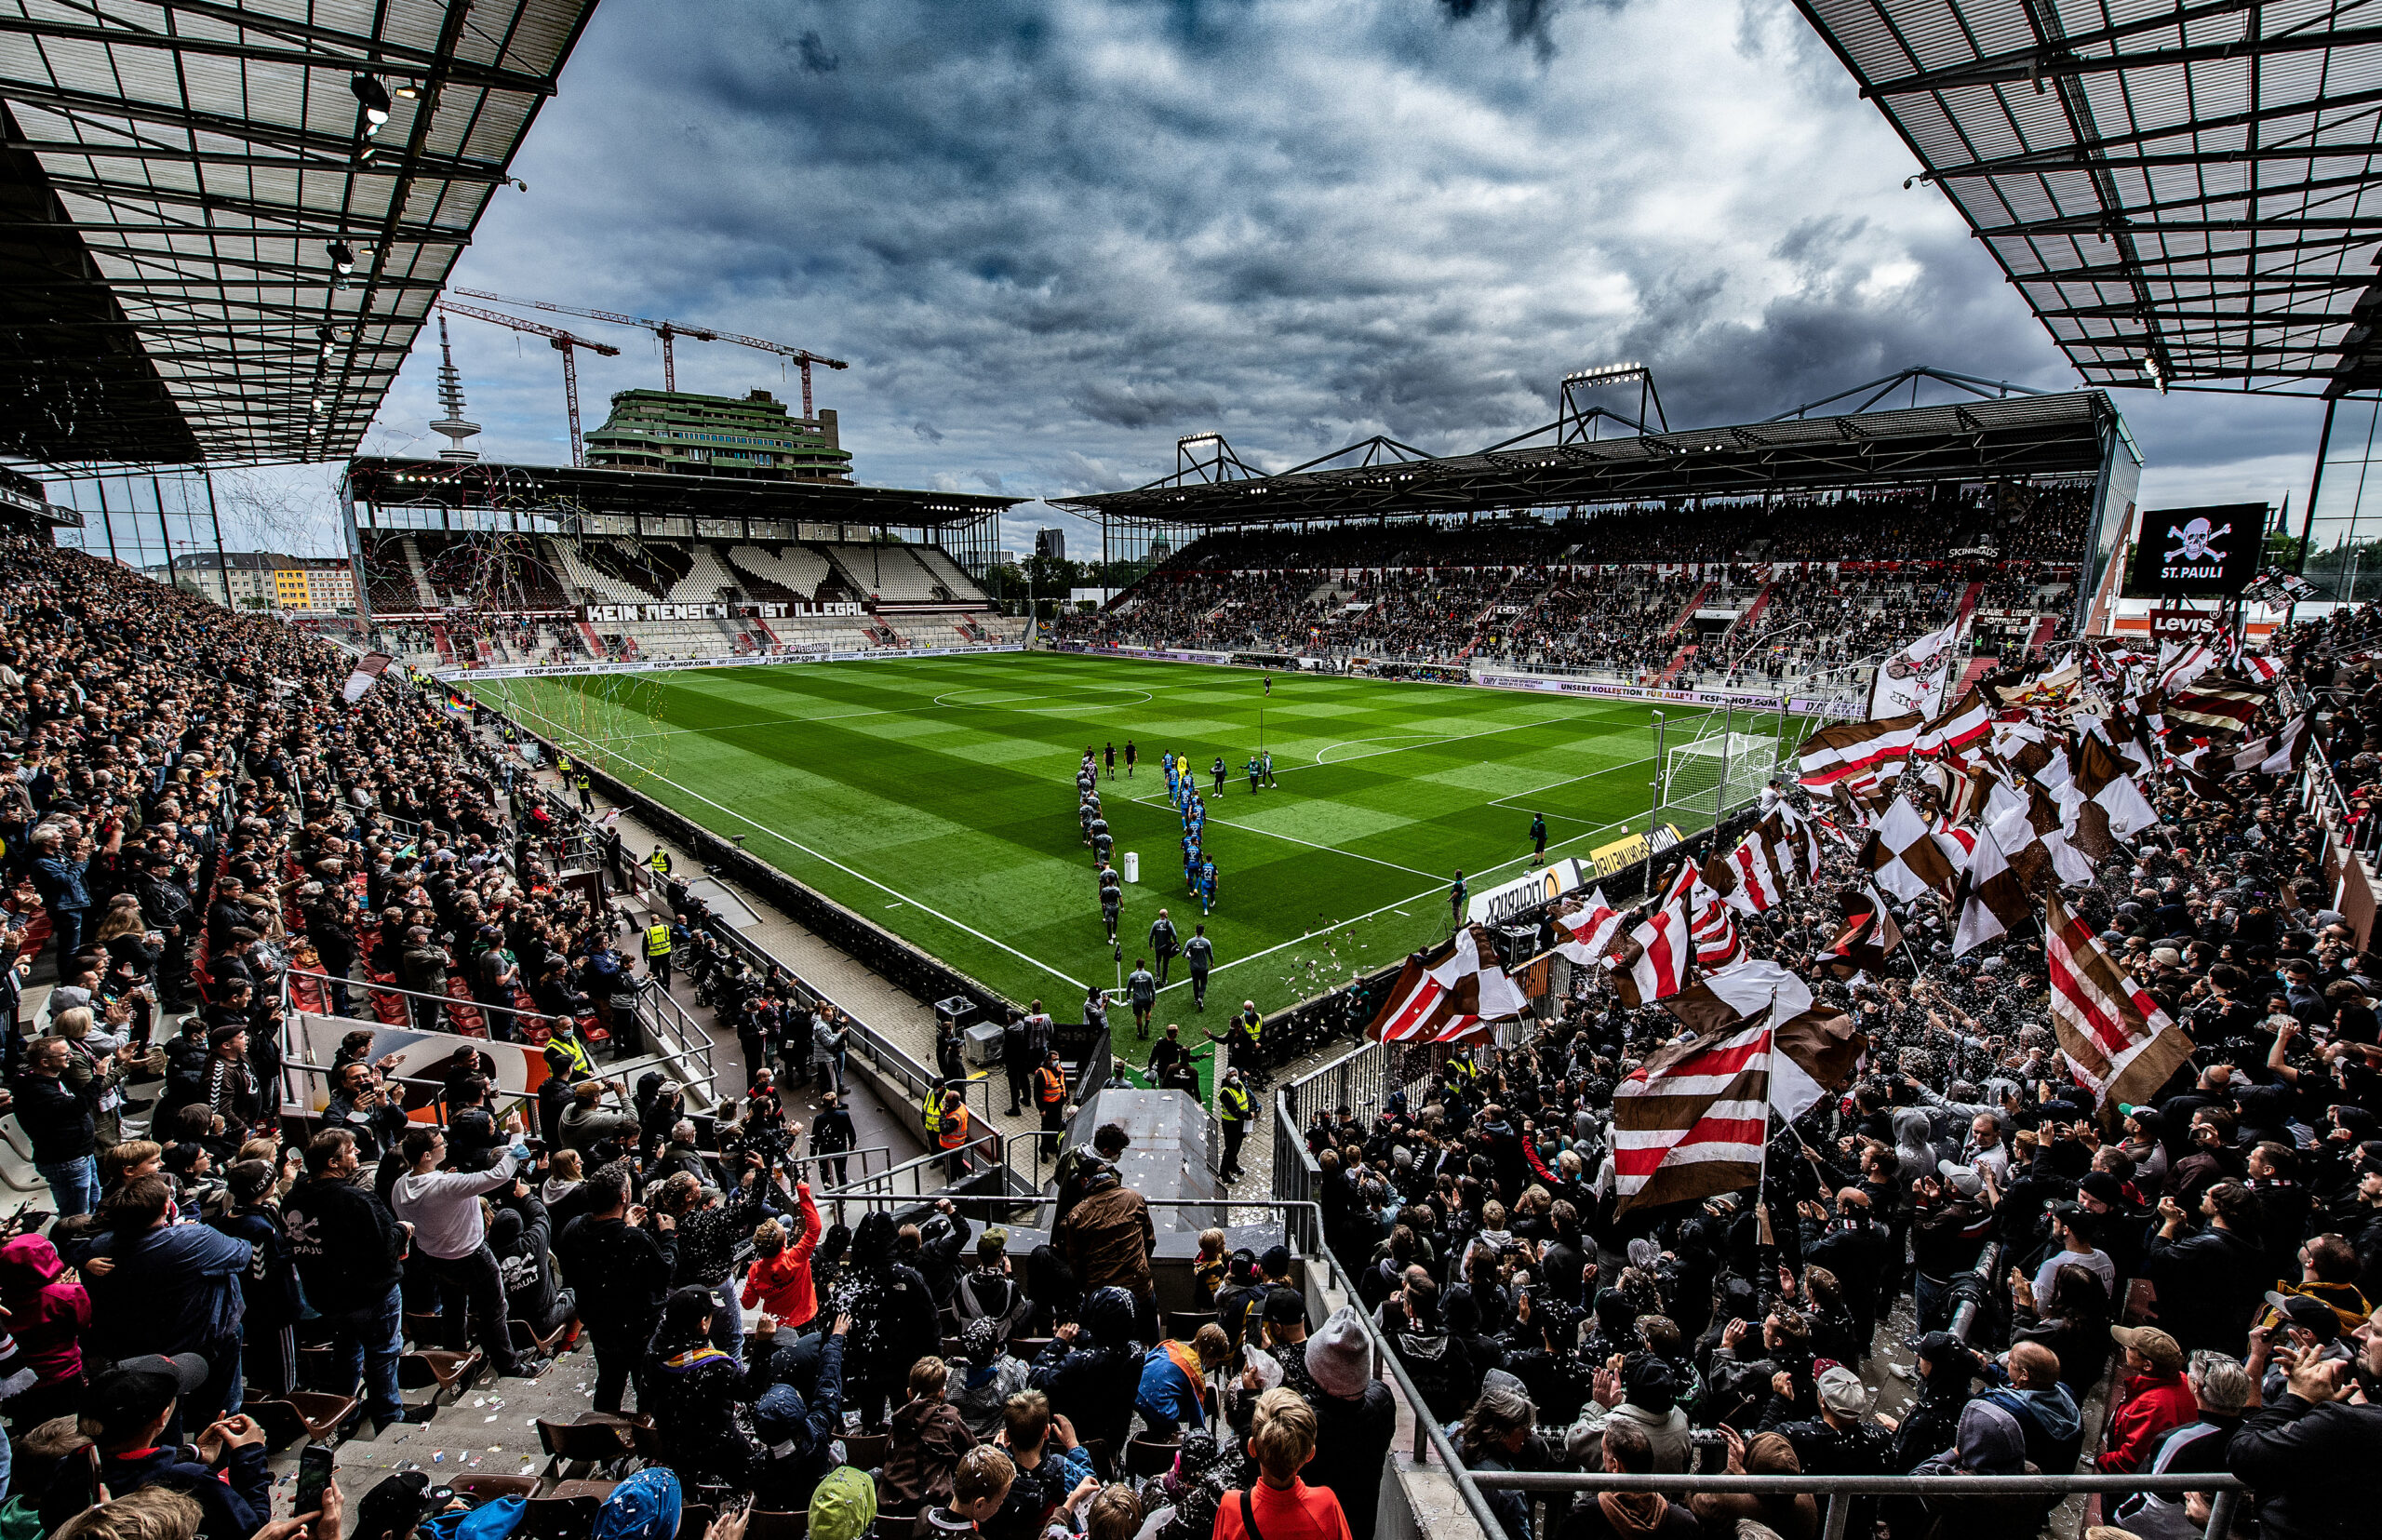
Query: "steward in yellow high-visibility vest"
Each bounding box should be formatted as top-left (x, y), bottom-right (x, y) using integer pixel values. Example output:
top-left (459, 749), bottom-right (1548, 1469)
top-left (1216, 1066), bottom-right (1253, 1183)
top-left (542, 1022), bottom-right (596, 1083)
top-left (648, 847), bottom-right (673, 877)
top-left (643, 919), bottom-right (675, 988)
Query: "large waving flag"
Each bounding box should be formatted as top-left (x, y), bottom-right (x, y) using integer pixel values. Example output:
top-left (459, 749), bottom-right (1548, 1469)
top-left (1367, 926), bottom-right (1527, 1045)
top-left (2043, 889), bottom-right (2195, 1109)
top-left (1797, 713), bottom-right (1921, 793)
top-left (1613, 1014), bottom-right (1774, 1214)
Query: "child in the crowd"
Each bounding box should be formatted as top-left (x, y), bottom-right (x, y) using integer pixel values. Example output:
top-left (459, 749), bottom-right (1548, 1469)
top-left (1212, 1388), bottom-right (1351, 1540)
top-left (1193, 1228), bottom-right (1228, 1306)
top-left (916, 1445), bottom-right (1017, 1539)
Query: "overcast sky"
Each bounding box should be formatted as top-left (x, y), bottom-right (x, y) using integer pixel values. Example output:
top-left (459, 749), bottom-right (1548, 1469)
top-left (255, 0), bottom-right (2323, 556)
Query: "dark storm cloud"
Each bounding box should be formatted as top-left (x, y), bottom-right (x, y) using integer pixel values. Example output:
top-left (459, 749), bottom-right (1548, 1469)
top-left (357, 0), bottom-right (2318, 549)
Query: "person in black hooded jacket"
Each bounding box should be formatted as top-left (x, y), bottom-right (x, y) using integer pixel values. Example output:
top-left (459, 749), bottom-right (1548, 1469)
top-left (833, 1208), bottom-right (939, 1429)
top-left (1027, 1283), bottom-right (1144, 1457)
top-left (1888, 1332), bottom-right (1982, 1473)
top-left (749, 1314), bottom-right (850, 1515)
top-left (643, 1285), bottom-right (780, 1493)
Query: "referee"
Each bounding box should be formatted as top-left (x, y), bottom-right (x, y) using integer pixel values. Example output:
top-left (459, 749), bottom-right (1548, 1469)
top-left (1449, 868), bottom-right (1467, 930)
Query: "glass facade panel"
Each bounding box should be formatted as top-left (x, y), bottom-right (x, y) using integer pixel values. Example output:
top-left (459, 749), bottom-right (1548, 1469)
top-left (44, 470), bottom-right (229, 604)
top-left (2308, 394), bottom-right (2382, 602)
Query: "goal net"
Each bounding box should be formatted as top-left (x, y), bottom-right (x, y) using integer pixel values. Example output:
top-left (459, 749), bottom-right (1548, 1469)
top-left (1659, 729), bottom-right (1777, 824)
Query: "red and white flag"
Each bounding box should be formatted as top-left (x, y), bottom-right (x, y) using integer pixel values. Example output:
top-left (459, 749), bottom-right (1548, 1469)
top-left (1690, 898), bottom-right (1746, 971)
top-left (1615, 898), bottom-right (1693, 1007)
top-left (1612, 1015), bottom-right (1773, 1214)
top-left (1368, 926), bottom-right (1527, 1044)
top-left (1797, 714), bottom-right (1921, 793)
top-left (1916, 689), bottom-right (1991, 760)
top-left (2043, 889), bottom-right (2196, 1109)
top-left (1553, 887), bottom-right (1627, 968)
top-left (1705, 826), bottom-right (1790, 915)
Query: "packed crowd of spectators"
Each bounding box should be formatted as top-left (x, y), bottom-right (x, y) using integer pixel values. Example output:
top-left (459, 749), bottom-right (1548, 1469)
top-left (0, 535), bottom-right (1398, 1540)
top-left (17, 521), bottom-right (2381, 1540)
top-left (1059, 554), bottom-right (2078, 687)
top-left (1295, 604), bottom-right (2382, 1540)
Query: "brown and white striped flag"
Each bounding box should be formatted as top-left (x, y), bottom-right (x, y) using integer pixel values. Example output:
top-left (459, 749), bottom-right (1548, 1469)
top-left (1613, 1015), bottom-right (1773, 1214)
top-left (2043, 888), bottom-right (2195, 1110)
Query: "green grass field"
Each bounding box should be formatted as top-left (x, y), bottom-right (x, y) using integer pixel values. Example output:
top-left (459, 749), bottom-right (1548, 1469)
top-left (479, 653), bottom-right (1792, 1046)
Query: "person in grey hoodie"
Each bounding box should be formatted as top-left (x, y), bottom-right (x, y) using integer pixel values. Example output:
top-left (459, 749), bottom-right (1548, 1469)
top-left (1565, 1356), bottom-right (1693, 1473)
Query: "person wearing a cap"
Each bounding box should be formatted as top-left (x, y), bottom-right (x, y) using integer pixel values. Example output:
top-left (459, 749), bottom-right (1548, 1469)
top-left (2030, 1203), bottom-right (2116, 1307)
top-left (2100, 1324), bottom-right (2196, 1472)
top-left (1295, 1305), bottom-right (1395, 1537)
top-left (1567, 1353), bottom-right (1692, 1474)
top-left (1774, 1362), bottom-right (1896, 1509)
top-left (46, 1353), bottom-right (272, 1539)
top-left (2246, 1292), bottom-right (2355, 1404)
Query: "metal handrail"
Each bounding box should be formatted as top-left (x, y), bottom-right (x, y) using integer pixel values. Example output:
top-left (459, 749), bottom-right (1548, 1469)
top-left (1469, 1472), bottom-right (2245, 1494)
top-left (277, 971), bottom-right (722, 1104)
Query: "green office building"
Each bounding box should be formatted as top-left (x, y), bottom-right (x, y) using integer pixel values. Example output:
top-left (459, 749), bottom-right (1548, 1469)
top-left (584, 387), bottom-right (854, 481)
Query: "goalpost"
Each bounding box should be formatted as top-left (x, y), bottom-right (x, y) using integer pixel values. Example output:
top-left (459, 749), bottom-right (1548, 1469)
top-left (1657, 716), bottom-right (1779, 826)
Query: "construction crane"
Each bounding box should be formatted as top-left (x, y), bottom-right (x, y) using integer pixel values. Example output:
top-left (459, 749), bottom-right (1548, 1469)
top-left (449, 287), bottom-right (850, 415)
top-left (435, 301), bottom-right (622, 467)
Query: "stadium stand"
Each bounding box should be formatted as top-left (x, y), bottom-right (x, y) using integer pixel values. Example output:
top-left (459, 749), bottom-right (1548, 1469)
top-left (1054, 486), bottom-right (2091, 684)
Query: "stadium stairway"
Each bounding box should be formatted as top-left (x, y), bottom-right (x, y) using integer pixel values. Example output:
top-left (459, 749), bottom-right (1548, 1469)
top-left (1954, 653), bottom-right (1997, 695)
top-left (1662, 580), bottom-right (1715, 641)
top-left (1953, 579), bottom-right (1986, 632)
top-left (1654, 642), bottom-right (1698, 687)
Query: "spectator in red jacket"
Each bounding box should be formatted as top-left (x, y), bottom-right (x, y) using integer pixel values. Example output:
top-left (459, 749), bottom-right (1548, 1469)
top-left (0, 1232), bottom-right (91, 1431)
top-left (739, 1180), bottom-right (823, 1332)
top-left (2099, 1324), bottom-right (2198, 1472)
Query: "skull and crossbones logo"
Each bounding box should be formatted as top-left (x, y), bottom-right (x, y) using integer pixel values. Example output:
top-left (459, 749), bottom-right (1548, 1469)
top-left (2166, 517), bottom-right (2229, 564)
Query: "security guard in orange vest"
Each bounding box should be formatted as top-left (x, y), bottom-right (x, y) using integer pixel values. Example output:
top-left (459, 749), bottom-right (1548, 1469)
top-left (925, 1080), bottom-right (972, 1180)
top-left (1034, 1051), bottom-right (1069, 1133)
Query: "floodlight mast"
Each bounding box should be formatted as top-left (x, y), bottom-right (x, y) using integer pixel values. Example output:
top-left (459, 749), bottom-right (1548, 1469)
top-left (450, 288), bottom-right (850, 414)
top-left (434, 301), bottom-right (622, 466)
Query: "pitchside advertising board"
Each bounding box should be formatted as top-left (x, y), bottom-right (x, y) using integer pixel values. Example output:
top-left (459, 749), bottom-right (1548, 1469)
top-left (1467, 859), bottom-right (1590, 926)
top-left (2128, 503), bottom-right (2265, 598)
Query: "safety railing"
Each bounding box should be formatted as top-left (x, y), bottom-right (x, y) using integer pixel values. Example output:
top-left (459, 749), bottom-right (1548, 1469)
top-left (275, 969), bottom-right (720, 1107)
top-left (815, 1130), bottom-right (1008, 1212)
top-left (1473, 1472), bottom-right (2245, 1540)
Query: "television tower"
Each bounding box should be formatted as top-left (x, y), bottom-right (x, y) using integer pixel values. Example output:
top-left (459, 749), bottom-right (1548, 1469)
top-left (429, 315), bottom-right (482, 462)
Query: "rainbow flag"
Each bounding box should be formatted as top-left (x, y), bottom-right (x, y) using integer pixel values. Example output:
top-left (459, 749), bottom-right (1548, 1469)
top-left (441, 695), bottom-right (472, 719)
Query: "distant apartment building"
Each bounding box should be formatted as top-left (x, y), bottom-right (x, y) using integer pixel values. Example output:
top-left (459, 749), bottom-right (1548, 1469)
top-left (160, 552), bottom-right (355, 611)
top-left (583, 387), bottom-right (854, 481)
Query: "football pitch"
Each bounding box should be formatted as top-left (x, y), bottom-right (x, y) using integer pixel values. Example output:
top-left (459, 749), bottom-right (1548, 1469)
top-left (477, 652), bottom-right (1794, 1031)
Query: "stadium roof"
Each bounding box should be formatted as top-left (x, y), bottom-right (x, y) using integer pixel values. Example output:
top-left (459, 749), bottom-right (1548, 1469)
top-left (0, 0), bottom-right (598, 468)
top-left (346, 456), bottom-right (1024, 528)
top-left (1054, 390), bottom-right (2122, 529)
top-left (1794, 0), bottom-right (2382, 397)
